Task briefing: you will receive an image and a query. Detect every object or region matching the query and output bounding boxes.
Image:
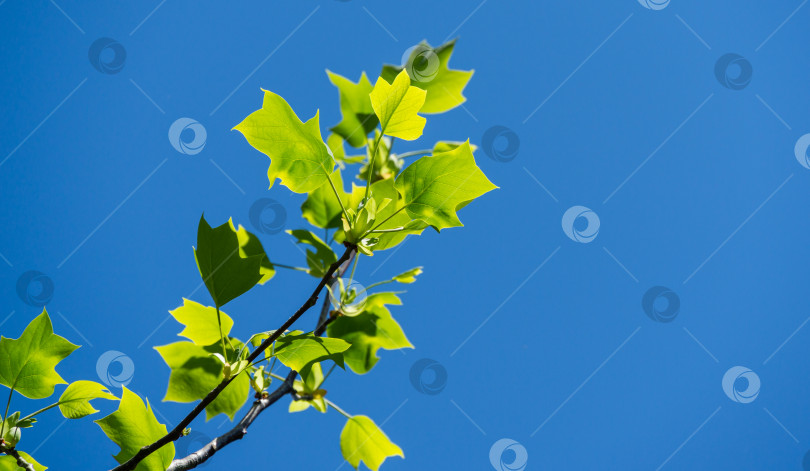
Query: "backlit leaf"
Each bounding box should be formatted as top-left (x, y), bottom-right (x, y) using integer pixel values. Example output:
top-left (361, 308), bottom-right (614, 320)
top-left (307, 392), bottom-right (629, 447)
top-left (58, 380), bottom-right (118, 419)
top-left (169, 299), bottom-right (234, 347)
top-left (370, 70), bottom-right (426, 141)
top-left (340, 415), bottom-right (403, 470)
top-left (327, 71), bottom-right (379, 148)
top-left (273, 332), bottom-right (350, 372)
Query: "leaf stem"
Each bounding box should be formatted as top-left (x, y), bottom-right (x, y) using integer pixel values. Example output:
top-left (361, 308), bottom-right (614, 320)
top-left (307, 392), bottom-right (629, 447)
top-left (325, 399), bottom-right (352, 419)
top-left (0, 387), bottom-right (12, 437)
top-left (348, 254), bottom-right (360, 285)
top-left (363, 132), bottom-right (385, 202)
top-left (363, 205), bottom-right (408, 238)
top-left (396, 149), bottom-right (431, 159)
top-left (215, 307), bottom-right (228, 361)
top-left (270, 262), bottom-right (309, 273)
top-left (18, 402), bottom-right (60, 423)
top-left (325, 172), bottom-right (351, 225)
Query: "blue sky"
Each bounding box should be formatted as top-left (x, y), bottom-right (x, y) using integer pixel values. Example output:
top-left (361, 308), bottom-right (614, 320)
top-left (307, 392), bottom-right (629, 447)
top-left (2, 1), bottom-right (810, 470)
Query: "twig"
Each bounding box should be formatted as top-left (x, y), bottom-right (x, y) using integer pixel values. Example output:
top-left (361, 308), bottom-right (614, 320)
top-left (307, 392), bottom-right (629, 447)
top-left (111, 245), bottom-right (356, 471)
top-left (166, 250), bottom-right (356, 470)
top-left (3, 448), bottom-right (36, 471)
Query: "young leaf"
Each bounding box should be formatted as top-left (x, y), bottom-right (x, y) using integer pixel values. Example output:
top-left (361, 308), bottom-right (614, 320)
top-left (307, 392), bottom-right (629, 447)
top-left (0, 452), bottom-right (46, 471)
top-left (273, 332), bottom-right (350, 372)
top-left (432, 140), bottom-right (477, 154)
top-left (0, 309), bottom-right (78, 399)
top-left (394, 141), bottom-right (497, 231)
top-left (327, 71), bottom-right (379, 148)
top-left (94, 387), bottom-right (175, 471)
top-left (287, 229), bottom-right (338, 278)
top-left (194, 215), bottom-right (264, 308)
top-left (234, 89), bottom-right (335, 193)
top-left (381, 40), bottom-right (473, 114)
top-left (301, 169), bottom-right (349, 229)
top-left (370, 70), bottom-right (427, 141)
top-left (289, 362), bottom-right (327, 414)
top-left (340, 415), bottom-right (403, 470)
top-left (327, 293), bottom-right (413, 374)
top-left (392, 267), bottom-right (422, 284)
top-left (58, 380), bottom-right (118, 419)
top-left (365, 178), bottom-right (427, 251)
top-left (154, 341), bottom-right (250, 421)
top-left (169, 299), bottom-right (234, 347)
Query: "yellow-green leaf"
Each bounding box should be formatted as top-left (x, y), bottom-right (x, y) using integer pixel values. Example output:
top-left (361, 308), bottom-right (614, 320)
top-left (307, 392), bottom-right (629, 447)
top-left (370, 70), bottom-right (426, 141)
top-left (381, 40), bottom-right (473, 114)
top-left (169, 299), bottom-right (234, 347)
top-left (301, 169), bottom-right (349, 229)
top-left (0, 309), bottom-right (78, 399)
top-left (58, 380), bottom-right (118, 419)
top-left (274, 332), bottom-right (350, 372)
top-left (327, 71), bottom-right (379, 148)
top-left (340, 415), bottom-right (403, 470)
top-left (234, 89), bottom-right (335, 193)
top-left (0, 451), bottom-right (46, 471)
top-left (94, 388), bottom-right (174, 471)
top-left (394, 141), bottom-right (497, 231)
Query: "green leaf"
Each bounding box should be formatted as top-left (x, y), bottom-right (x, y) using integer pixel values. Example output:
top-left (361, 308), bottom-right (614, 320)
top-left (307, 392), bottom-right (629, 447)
top-left (234, 89), bottom-right (335, 193)
top-left (366, 178), bottom-right (427, 251)
top-left (370, 70), bottom-right (426, 141)
top-left (273, 332), bottom-right (351, 372)
top-left (392, 267), bottom-right (422, 284)
top-left (169, 299), bottom-right (234, 347)
top-left (58, 380), bottom-right (118, 419)
top-left (194, 215), bottom-right (264, 308)
top-left (289, 363), bottom-right (327, 414)
top-left (0, 452), bottom-right (46, 471)
top-left (327, 134), bottom-right (365, 165)
top-left (0, 309), bottom-right (78, 399)
top-left (287, 229), bottom-right (338, 278)
top-left (301, 169), bottom-right (349, 229)
top-left (94, 387), bottom-right (175, 471)
top-left (394, 141), bottom-right (497, 231)
top-left (236, 225), bottom-right (275, 284)
top-left (327, 71), bottom-right (379, 148)
top-left (327, 293), bottom-right (412, 374)
top-left (154, 341), bottom-right (250, 421)
top-left (340, 415), bottom-right (403, 470)
top-left (381, 40), bottom-right (473, 114)
top-left (432, 140), bottom-right (477, 154)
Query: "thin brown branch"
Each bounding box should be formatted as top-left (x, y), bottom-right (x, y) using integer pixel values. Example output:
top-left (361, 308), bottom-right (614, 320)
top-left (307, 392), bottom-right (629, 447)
top-left (3, 448), bottom-right (36, 471)
top-left (166, 249), bottom-right (357, 470)
top-left (110, 244), bottom-right (356, 471)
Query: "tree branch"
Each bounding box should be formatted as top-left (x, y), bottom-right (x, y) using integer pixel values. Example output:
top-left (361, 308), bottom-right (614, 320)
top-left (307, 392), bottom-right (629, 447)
top-left (110, 244), bottom-right (356, 471)
top-left (3, 448), bottom-right (36, 471)
top-left (166, 249), bottom-right (357, 470)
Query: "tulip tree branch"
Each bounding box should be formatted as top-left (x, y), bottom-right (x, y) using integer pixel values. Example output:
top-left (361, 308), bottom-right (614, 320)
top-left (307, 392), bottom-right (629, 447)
top-left (166, 250), bottom-right (356, 471)
top-left (110, 245), bottom-right (356, 471)
top-left (2, 448), bottom-right (36, 471)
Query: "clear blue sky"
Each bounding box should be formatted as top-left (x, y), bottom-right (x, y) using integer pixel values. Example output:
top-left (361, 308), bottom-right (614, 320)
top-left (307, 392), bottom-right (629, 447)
top-left (2, 1), bottom-right (810, 470)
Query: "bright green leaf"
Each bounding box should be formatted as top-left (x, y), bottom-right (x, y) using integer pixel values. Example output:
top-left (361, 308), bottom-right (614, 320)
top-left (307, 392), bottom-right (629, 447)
top-left (94, 387), bottom-right (175, 471)
top-left (327, 71), bottom-right (379, 148)
top-left (0, 451), bottom-right (46, 471)
top-left (432, 140), bottom-right (477, 154)
top-left (154, 341), bottom-right (250, 421)
top-left (58, 380), bottom-right (118, 419)
top-left (381, 40), bottom-right (473, 114)
top-left (194, 215), bottom-right (264, 308)
top-left (340, 415), bottom-right (403, 470)
top-left (287, 230), bottom-right (338, 278)
top-left (0, 309), bottom-right (78, 399)
top-left (394, 141), bottom-right (497, 231)
top-left (289, 363), bottom-right (327, 414)
top-left (274, 332), bottom-right (350, 372)
top-left (169, 299), bottom-right (234, 347)
top-left (392, 267), bottom-right (422, 284)
top-left (370, 70), bottom-right (426, 141)
top-left (366, 178), bottom-right (427, 251)
top-left (328, 293), bottom-right (412, 374)
top-left (234, 89), bottom-right (335, 193)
